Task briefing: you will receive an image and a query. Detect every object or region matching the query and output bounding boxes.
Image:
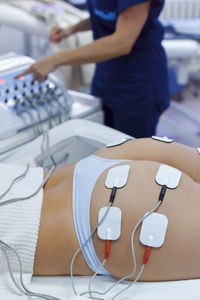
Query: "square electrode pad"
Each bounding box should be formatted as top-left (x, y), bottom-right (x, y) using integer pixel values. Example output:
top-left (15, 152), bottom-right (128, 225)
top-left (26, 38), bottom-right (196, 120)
top-left (98, 207), bottom-right (122, 240)
top-left (152, 136), bottom-right (174, 143)
top-left (139, 212), bottom-right (168, 247)
top-left (156, 165), bottom-right (182, 188)
top-left (107, 137), bottom-right (132, 148)
top-left (105, 165), bottom-right (130, 189)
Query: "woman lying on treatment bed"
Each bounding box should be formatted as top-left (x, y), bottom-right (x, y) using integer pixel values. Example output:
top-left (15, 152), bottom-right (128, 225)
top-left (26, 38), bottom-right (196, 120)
top-left (33, 137), bottom-right (200, 282)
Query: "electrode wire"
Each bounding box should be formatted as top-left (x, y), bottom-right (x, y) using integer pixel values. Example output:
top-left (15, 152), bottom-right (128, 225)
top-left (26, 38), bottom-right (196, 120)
top-left (0, 241), bottom-right (62, 300)
top-left (111, 201), bottom-right (161, 300)
top-left (0, 165), bottom-right (55, 207)
top-left (86, 201), bottom-right (162, 299)
top-left (88, 259), bottom-right (107, 299)
top-left (0, 164), bottom-right (30, 201)
top-left (113, 264), bottom-right (145, 300)
top-left (70, 203), bottom-right (112, 296)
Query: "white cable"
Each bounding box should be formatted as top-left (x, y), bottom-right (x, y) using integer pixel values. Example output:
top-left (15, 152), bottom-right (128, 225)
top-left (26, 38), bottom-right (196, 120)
top-left (0, 241), bottom-right (62, 300)
top-left (70, 203), bottom-right (112, 296)
top-left (88, 259), bottom-right (107, 299)
top-left (86, 201), bottom-right (162, 299)
top-left (0, 101), bottom-right (63, 299)
top-left (0, 164), bottom-right (30, 200)
top-left (111, 202), bottom-right (161, 300)
top-left (41, 129), bottom-right (54, 168)
top-left (0, 144), bottom-right (58, 299)
top-left (112, 264), bottom-right (145, 300)
top-left (0, 165), bottom-right (55, 207)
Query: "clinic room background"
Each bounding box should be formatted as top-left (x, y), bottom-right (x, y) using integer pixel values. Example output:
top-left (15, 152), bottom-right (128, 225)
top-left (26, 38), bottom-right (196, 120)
top-left (0, 1), bottom-right (200, 300)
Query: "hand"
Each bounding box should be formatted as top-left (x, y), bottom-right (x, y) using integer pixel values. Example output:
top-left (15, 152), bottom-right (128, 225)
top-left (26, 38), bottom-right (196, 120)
top-left (15, 56), bottom-right (57, 82)
top-left (50, 26), bottom-right (72, 43)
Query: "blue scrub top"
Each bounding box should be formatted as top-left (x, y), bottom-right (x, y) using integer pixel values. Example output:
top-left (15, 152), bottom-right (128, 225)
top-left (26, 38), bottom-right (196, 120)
top-left (87, 0), bottom-right (170, 118)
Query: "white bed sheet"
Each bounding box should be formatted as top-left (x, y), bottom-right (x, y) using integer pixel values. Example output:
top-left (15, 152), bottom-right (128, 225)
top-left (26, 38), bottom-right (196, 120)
top-left (2, 119), bottom-right (199, 300)
top-left (163, 19), bottom-right (200, 35)
top-left (31, 275), bottom-right (200, 300)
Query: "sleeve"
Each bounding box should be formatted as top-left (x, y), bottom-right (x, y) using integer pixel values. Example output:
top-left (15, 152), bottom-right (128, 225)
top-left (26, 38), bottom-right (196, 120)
top-left (117, 0), bottom-right (164, 15)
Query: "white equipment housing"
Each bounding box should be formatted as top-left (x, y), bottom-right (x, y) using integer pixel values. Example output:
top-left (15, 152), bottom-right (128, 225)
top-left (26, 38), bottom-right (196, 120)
top-left (0, 119), bottom-right (131, 165)
top-left (0, 53), bottom-right (103, 155)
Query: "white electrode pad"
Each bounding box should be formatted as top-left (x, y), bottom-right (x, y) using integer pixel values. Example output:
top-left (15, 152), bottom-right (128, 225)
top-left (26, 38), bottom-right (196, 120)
top-left (107, 137), bottom-right (133, 148)
top-left (152, 136), bottom-right (174, 143)
top-left (105, 165), bottom-right (130, 188)
top-left (156, 164), bottom-right (182, 188)
top-left (140, 212), bottom-right (168, 247)
top-left (98, 207), bottom-right (122, 240)
top-left (197, 148), bottom-right (200, 155)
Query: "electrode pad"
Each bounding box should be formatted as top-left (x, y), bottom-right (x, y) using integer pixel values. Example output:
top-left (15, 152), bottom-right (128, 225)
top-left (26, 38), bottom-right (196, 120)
top-left (156, 165), bottom-right (182, 188)
top-left (197, 148), bottom-right (200, 155)
top-left (152, 136), bottom-right (174, 143)
top-left (107, 137), bottom-right (133, 148)
top-left (139, 213), bottom-right (168, 247)
top-left (98, 207), bottom-right (122, 240)
top-left (105, 165), bottom-right (130, 189)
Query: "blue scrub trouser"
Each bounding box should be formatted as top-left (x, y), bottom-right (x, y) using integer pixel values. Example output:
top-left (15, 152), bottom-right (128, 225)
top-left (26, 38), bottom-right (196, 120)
top-left (103, 105), bottom-right (160, 139)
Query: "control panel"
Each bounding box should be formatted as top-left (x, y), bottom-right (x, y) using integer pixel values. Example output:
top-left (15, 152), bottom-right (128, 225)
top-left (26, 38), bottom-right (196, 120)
top-left (0, 53), bottom-right (72, 139)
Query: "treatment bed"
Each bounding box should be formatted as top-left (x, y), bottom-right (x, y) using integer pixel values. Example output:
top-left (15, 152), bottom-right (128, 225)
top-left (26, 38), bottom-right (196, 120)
top-left (0, 119), bottom-right (200, 300)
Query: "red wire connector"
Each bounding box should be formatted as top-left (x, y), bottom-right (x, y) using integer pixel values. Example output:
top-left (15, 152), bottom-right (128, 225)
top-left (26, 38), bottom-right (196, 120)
top-left (143, 246), bottom-right (151, 265)
top-left (104, 240), bottom-right (111, 260)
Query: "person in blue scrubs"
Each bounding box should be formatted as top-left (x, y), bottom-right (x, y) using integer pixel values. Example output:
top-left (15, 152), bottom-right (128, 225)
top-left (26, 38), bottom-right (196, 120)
top-left (17, 0), bottom-right (169, 138)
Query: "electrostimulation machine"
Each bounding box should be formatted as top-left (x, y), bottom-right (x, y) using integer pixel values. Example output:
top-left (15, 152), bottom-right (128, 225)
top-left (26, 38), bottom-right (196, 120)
top-left (0, 53), bottom-right (103, 154)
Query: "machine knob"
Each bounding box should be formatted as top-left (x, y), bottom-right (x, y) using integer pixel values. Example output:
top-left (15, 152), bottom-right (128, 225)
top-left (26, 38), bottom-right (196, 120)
top-left (7, 98), bottom-right (15, 107)
top-left (47, 82), bottom-right (56, 89)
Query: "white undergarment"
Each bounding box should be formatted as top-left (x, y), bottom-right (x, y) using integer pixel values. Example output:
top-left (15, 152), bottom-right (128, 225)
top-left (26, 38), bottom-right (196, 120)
top-left (73, 155), bottom-right (128, 275)
top-left (0, 163), bottom-right (43, 299)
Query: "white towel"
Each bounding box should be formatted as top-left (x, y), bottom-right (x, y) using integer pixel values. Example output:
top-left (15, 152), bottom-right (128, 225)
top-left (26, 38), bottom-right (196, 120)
top-left (0, 163), bottom-right (44, 299)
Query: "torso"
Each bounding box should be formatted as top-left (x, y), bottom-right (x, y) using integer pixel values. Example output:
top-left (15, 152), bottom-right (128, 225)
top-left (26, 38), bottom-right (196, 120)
top-left (34, 163), bottom-right (92, 276)
top-left (34, 139), bottom-right (200, 280)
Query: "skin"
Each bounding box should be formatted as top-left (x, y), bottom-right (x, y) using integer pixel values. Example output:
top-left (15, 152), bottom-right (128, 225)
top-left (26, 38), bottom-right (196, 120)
top-left (34, 138), bottom-right (200, 281)
top-left (50, 18), bottom-right (91, 43)
top-left (15, 2), bottom-right (151, 82)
